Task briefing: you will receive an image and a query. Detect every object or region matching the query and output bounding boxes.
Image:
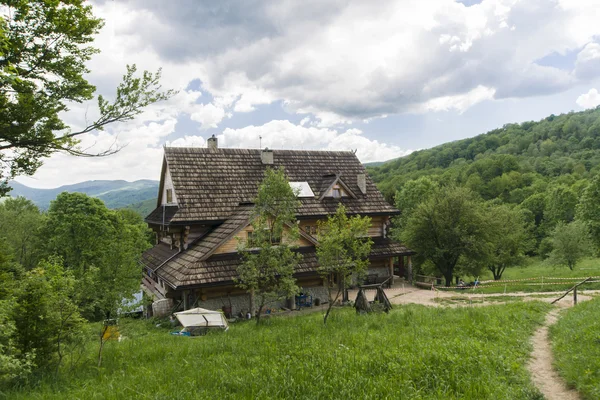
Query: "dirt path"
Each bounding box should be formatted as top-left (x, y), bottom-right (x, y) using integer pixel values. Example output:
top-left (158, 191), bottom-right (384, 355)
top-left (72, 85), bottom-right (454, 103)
top-left (528, 308), bottom-right (580, 400)
top-left (347, 286), bottom-right (600, 307)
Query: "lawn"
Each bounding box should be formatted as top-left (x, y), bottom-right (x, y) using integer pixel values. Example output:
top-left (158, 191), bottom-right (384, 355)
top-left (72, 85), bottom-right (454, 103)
top-left (4, 302), bottom-right (550, 400)
top-left (551, 296), bottom-right (600, 400)
top-left (433, 257), bottom-right (600, 294)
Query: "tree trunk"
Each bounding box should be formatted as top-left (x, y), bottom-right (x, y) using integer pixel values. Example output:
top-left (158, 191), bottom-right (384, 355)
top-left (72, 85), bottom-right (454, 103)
top-left (444, 272), bottom-right (453, 287)
top-left (255, 303), bottom-right (264, 325)
top-left (323, 287), bottom-right (341, 325)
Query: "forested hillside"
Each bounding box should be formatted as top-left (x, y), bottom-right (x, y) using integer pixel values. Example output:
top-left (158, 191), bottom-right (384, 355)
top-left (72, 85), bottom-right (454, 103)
top-left (9, 180), bottom-right (158, 212)
top-left (368, 107), bottom-right (600, 259)
top-left (369, 107), bottom-right (600, 201)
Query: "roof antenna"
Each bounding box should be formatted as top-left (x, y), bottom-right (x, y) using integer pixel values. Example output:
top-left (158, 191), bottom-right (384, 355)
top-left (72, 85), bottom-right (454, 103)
top-left (259, 135), bottom-right (262, 149)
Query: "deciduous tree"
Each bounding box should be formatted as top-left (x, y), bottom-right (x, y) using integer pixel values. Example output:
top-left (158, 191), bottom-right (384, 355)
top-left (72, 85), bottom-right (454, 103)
top-left (316, 204), bottom-right (372, 325)
top-left (0, 1), bottom-right (174, 194)
top-left (485, 205), bottom-right (532, 280)
top-left (236, 168), bottom-right (301, 324)
top-left (402, 186), bottom-right (491, 287)
top-left (576, 175), bottom-right (600, 252)
top-left (546, 221), bottom-right (593, 271)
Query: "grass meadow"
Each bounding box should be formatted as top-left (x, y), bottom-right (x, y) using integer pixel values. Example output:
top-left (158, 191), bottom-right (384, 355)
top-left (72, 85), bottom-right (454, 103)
top-left (551, 296), bottom-right (600, 400)
top-left (435, 257), bottom-right (600, 294)
top-left (3, 302), bottom-right (551, 400)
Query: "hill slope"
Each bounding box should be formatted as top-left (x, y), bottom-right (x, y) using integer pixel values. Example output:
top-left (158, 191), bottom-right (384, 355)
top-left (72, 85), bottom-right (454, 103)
top-left (9, 179), bottom-right (159, 211)
top-left (368, 107), bottom-right (600, 201)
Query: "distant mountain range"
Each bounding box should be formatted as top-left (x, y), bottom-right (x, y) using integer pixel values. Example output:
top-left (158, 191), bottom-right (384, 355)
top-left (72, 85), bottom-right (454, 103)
top-left (9, 180), bottom-right (159, 215)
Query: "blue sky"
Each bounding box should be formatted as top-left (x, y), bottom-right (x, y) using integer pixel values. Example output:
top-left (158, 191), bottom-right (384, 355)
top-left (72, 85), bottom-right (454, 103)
top-left (14, 0), bottom-right (600, 188)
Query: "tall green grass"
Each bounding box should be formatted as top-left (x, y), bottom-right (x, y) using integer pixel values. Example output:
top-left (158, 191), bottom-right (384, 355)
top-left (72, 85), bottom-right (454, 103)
top-left (551, 297), bottom-right (600, 400)
top-left (3, 303), bottom-right (550, 399)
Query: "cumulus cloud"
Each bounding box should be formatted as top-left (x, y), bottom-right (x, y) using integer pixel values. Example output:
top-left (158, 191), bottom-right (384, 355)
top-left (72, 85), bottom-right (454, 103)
top-left (98, 0), bottom-right (600, 123)
top-left (217, 120), bottom-right (411, 163)
top-left (16, 118), bottom-right (177, 188)
top-left (190, 103), bottom-right (226, 129)
top-left (576, 88), bottom-right (600, 109)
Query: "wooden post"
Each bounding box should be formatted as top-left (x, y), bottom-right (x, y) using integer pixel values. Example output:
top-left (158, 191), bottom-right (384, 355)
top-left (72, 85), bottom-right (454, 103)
top-left (407, 255), bottom-right (413, 284)
top-left (574, 287), bottom-right (578, 305)
top-left (389, 257), bottom-right (394, 286)
top-left (182, 290), bottom-right (189, 310)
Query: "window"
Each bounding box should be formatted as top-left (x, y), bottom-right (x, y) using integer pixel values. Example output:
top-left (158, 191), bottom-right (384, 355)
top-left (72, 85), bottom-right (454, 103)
top-left (304, 225), bottom-right (317, 236)
top-left (247, 231), bottom-right (280, 246)
top-left (247, 231), bottom-right (256, 247)
top-left (166, 189), bottom-right (173, 203)
top-left (332, 188), bottom-right (341, 198)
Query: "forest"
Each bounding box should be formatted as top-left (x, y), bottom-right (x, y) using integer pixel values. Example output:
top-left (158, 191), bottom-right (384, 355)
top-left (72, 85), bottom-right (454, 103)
top-left (0, 193), bottom-right (151, 384)
top-left (368, 107), bottom-right (600, 284)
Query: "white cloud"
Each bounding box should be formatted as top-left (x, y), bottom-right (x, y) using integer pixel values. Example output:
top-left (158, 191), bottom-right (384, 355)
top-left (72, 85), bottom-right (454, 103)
top-left (576, 88), bottom-right (600, 109)
top-left (419, 85), bottom-right (496, 113)
top-left (16, 118), bottom-right (177, 188)
top-left (217, 120), bottom-right (411, 163)
top-left (190, 103), bottom-right (226, 129)
top-left (575, 42), bottom-right (600, 80)
top-left (169, 135), bottom-right (206, 147)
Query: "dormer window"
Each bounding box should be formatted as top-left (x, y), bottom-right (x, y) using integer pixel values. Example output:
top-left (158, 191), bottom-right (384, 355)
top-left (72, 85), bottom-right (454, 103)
top-left (289, 182), bottom-right (315, 197)
top-left (166, 189), bottom-right (173, 203)
top-left (332, 187), bottom-right (341, 198)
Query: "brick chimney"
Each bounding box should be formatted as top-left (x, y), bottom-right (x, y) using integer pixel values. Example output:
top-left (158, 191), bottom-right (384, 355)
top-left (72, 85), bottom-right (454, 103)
top-left (207, 134), bottom-right (218, 150)
top-left (261, 148), bottom-right (273, 164)
top-left (357, 174), bottom-right (366, 195)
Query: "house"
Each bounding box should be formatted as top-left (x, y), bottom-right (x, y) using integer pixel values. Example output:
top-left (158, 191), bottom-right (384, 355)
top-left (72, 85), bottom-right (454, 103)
top-left (140, 136), bottom-right (414, 317)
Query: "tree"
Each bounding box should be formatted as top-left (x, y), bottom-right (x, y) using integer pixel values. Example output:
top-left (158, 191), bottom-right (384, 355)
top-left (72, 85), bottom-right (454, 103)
top-left (0, 197), bottom-right (43, 269)
top-left (236, 168), bottom-right (301, 324)
top-left (576, 175), bottom-right (600, 252)
top-left (402, 186), bottom-right (491, 287)
top-left (40, 192), bottom-right (150, 320)
top-left (12, 258), bottom-right (84, 371)
top-left (316, 204), bottom-right (372, 325)
top-left (546, 221), bottom-right (593, 271)
top-left (484, 205), bottom-right (532, 280)
top-left (0, 1), bottom-right (174, 194)
top-left (544, 185), bottom-right (577, 226)
top-left (394, 176), bottom-right (437, 235)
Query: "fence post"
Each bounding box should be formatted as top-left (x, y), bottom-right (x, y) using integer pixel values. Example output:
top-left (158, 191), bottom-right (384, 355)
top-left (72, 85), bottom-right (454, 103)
top-left (574, 287), bottom-right (578, 305)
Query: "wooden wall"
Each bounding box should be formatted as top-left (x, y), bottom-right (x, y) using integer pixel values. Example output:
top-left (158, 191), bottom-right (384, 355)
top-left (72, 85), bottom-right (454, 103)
top-left (214, 224), bottom-right (313, 255)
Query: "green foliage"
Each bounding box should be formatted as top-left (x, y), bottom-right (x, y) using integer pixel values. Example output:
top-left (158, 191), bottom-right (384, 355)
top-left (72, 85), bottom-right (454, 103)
top-left (551, 296), bottom-right (600, 400)
top-left (393, 176), bottom-right (437, 235)
top-left (546, 221), bottom-right (593, 271)
top-left (484, 204), bottom-right (532, 280)
top-left (236, 168), bottom-right (301, 323)
top-left (0, 298), bottom-right (33, 386)
top-left (402, 186), bottom-right (492, 286)
top-left (368, 107), bottom-right (600, 255)
top-left (576, 175), bottom-right (600, 251)
top-left (4, 302), bottom-right (550, 399)
top-left (11, 258), bottom-right (84, 371)
top-left (0, 197), bottom-right (43, 269)
top-left (0, 1), bottom-right (173, 194)
top-left (316, 203), bottom-right (372, 324)
top-left (40, 192), bottom-right (151, 319)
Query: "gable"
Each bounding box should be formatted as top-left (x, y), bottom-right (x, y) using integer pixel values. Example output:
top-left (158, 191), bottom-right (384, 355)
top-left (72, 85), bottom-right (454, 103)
top-left (161, 165), bottom-right (178, 205)
top-left (213, 223), bottom-right (314, 255)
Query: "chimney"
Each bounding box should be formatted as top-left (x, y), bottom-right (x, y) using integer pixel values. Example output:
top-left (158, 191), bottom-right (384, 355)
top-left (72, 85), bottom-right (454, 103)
top-left (261, 148), bottom-right (273, 165)
top-left (207, 134), bottom-right (218, 150)
top-left (357, 174), bottom-right (367, 195)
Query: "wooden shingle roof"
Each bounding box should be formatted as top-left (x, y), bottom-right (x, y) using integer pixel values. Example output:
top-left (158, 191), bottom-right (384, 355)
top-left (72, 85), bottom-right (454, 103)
top-left (150, 237), bottom-right (414, 289)
top-left (146, 147), bottom-right (398, 224)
